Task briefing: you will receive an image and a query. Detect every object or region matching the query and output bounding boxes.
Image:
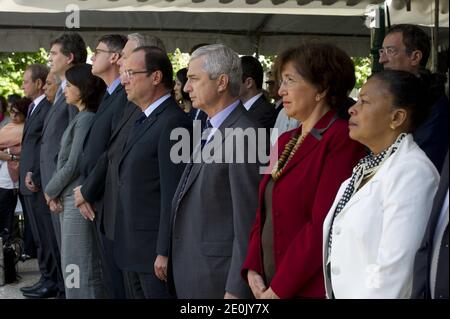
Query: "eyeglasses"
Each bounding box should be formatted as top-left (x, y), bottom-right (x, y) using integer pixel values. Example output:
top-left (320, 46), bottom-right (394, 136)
top-left (378, 47), bottom-right (400, 56)
top-left (122, 69), bottom-right (150, 80)
top-left (278, 78), bottom-right (297, 88)
top-left (93, 48), bottom-right (117, 57)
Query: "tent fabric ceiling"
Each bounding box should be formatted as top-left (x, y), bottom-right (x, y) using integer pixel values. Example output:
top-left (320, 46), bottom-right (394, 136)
top-left (0, 0), bottom-right (447, 55)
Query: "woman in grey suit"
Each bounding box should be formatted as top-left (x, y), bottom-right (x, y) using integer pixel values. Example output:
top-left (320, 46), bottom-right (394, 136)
top-left (44, 64), bottom-right (106, 298)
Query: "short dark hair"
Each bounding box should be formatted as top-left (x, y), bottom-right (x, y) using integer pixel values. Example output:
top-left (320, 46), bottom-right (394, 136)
top-left (26, 64), bottom-right (49, 84)
top-left (387, 24), bottom-right (431, 68)
top-left (176, 67), bottom-right (190, 101)
top-left (241, 55), bottom-right (264, 90)
top-left (370, 69), bottom-right (431, 132)
top-left (97, 34), bottom-right (128, 53)
top-left (0, 95), bottom-right (7, 114)
top-left (50, 33), bottom-right (87, 65)
top-left (65, 64), bottom-right (106, 112)
top-left (11, 97), bottom-right (32, 118)
top-left (277, 43), bottom-right (356, 112)
top-left (133, 46), bottom-right (174, 90)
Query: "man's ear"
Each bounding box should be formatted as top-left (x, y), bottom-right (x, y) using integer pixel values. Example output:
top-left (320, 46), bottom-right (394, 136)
top-left (35, 78), bottom-right (44, 91)
top-left (151, 70), bottom-right (163, 85)
top-left (110, 52), bottom-right (120, 65)
top-left (66, 52), bottom-right (75, 65)
top-left (409, 50), bottom-right (423, 68)
top-left (217, 74), bottom-right (229, 93)
top-left (243, 77), bottom-right (253, 90)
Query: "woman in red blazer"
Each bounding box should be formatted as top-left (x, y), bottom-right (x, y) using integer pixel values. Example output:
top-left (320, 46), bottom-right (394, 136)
top-left (241, 43), bottom-right (366, 299)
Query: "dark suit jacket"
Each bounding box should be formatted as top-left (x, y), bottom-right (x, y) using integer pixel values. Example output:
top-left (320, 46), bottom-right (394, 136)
top-left (169, 104), bottom-right (262, 299)
top-left (19, 97), bottom-right (51, 194)
top-left (39, 94), bottom-right (78, 189)
top-left (242, 110), bottom-right (366, 299)
top-left (114, 96), bottom-right (191, 273)
top-left (81, 101), bottom-right (140, 239)
top-left (411, 151), bottom-right (449, 299)
top-left (79, 84), bottom-right (127, 181)
top-left (414, 95), bottom-right (449, 173)
top-left (247, 94), bottom-right (277, 129)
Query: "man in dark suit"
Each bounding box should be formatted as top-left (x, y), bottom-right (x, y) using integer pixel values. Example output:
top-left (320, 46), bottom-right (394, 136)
top-left (70, 34), bottom-right (128, 299)
top-left (380, 24), bottom-right (448, 172)
top-left (239, 56), bottom-right (277, 129)
top-left (18, 63), bottom-right (58, 298)
top-left (31, 33), bottom-right (87, 298)
top-left (115, 46), bottom-right (191, 298)
top-left (169, 44), bottom-right (261, 299)
top-left (411, 151), bottom-right (449, 299)
top-left (73, 33), bottom-right (166, 298)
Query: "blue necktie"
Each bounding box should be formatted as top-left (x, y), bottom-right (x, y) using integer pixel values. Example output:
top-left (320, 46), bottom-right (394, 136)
top-left (201, 119), bottom-right (212, 150)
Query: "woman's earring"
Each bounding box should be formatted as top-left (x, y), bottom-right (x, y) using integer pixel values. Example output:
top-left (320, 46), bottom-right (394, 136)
top-left (390, 123), bottom-right (395, 130)
top-left (315, 95), bottom-right (320, 102)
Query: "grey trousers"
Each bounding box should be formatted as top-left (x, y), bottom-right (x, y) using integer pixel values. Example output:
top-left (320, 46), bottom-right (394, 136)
top-left (60, 193), bottom-right (106, 299)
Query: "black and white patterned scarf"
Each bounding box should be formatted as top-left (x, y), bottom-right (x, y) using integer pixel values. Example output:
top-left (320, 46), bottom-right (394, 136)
top-left (327, 133), bottom-right (407, 257)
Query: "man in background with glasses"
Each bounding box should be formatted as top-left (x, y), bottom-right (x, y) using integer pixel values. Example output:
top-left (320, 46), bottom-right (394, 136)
top-left (72, 34), bottom-right (128, 299)
top-left (379, 24), bottom-right (448, 173)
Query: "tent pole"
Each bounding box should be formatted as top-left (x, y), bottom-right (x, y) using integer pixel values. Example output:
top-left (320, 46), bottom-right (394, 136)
top-left (432, 0), bottom-right (439, 72)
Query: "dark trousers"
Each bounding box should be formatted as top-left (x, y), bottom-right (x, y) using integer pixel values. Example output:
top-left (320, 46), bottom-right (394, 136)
top-left (0, 188), bottom-right (17, 240)
top-left (122, 270), bottom-right (173, 299)
top-left (93, 217), bottom-right (126, 299)
top-left (18, 193), bottom-right (37, 257)
top-left (22, 192), bottom-right (64, 292)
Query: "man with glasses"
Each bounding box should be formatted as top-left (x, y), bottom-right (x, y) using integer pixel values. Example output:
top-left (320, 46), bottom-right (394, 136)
top-left (72, 34), bottom-right (128, 299)
top-left (73, 32), bottom-right (165, 298)
top-left (113, 46), bottom-right (190, 298)
top-left (379, 24), bottom-right (448, 172)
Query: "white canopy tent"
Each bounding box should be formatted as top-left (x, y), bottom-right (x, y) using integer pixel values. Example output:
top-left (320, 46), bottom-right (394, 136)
top-left (0, 0), bottom-right (448, 56)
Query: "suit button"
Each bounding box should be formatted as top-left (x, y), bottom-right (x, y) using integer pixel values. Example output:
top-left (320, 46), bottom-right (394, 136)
top-left (331, 266), bottom-right (340, 275)
top-left (334, 227), bottom-right (341, 235)
top-left (275, 230), bottom-right (281, 235)
top-left (276, 250), bottom-right (281, 255)
top-left (273, 211), bottom-right (280, 217)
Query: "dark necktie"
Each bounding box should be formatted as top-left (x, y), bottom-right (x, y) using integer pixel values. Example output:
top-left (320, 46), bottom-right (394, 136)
top-left (134, 112), bottom-right (147, 127)
top-left (27, 102), bottom-right (35, 118)
top-left (201, 119), bottom-right (212, 150)
top-left (176, 119), bottom-right (212, 207)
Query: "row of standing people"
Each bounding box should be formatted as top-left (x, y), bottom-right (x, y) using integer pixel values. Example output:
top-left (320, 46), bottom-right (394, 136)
top-left (1, 23), bottom-right (447, 299)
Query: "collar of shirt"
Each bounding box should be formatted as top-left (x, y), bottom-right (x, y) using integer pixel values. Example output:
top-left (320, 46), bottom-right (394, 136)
top-left (32, 94), bottom-right (46, 108)
top-left (107, 77), bottom-right (121, 95)
top-left (143, 93), bottom-right (171, 118)
top-left (206, 99), bottom-right (240, 141)
top-left (243, 92), bottom-right (263, 111)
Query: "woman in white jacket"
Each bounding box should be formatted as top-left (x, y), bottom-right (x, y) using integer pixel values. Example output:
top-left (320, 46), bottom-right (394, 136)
top-left (322, 70), bottom-right (439, 299)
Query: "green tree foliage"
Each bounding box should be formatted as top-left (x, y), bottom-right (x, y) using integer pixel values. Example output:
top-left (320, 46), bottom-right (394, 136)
top-left (0, 48), bottom-right (48, 97)
top-left (352, 56), bottom-right (372, 89)
top-left (0, 48), bottom-right (372, 98)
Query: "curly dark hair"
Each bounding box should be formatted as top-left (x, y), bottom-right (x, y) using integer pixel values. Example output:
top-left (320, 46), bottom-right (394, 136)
top-left (11, 97), bottom-right (32, 118)
top-left (65, 64), bottom-right (106, 112)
